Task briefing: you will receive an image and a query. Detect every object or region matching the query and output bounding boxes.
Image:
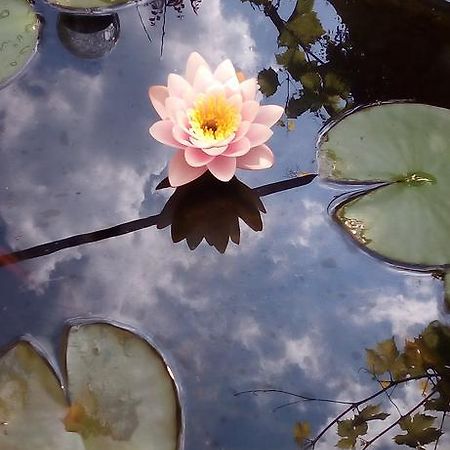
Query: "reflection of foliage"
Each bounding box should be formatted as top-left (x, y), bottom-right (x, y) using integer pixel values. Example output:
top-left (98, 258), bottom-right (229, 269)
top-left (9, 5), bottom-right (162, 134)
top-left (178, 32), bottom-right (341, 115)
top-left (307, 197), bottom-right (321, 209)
top-left (148, 0), bottom-right (202, 25)
top-left (245, 0), bottom-right (450, 120)
top-left (296, 321), bottom-right (450, 449)
top-left (328, 0), bottom-right (450, 110)
top-left (238, 321), bottom-right (450, 449)
top-left (140, 0), bottom-right (203, 55)
top-left (156, 172), bottom-right (266, 253)
top-left (244, 0), bottom-right (350, 119)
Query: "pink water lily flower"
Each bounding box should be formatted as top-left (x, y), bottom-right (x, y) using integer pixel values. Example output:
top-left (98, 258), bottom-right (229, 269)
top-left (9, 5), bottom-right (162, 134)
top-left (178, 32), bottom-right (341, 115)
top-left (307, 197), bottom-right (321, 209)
top-left (148, 52), bottom-right (284, 187)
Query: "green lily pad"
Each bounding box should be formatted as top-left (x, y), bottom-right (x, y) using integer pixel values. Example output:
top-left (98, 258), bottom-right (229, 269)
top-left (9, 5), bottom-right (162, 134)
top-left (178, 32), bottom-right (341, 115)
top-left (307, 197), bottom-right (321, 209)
top-left (0, 0), bottom-right (40, 88)
top-left (65, 323), bottom-right (180, 450)
top-left (0, 322), bottom-right (181, 450)
top-left (46, 0), bottom-right (132, 12)
top-left (318, 103), bottom-right (450, 270)
top-left (0, 341), bottom-right (84, 449)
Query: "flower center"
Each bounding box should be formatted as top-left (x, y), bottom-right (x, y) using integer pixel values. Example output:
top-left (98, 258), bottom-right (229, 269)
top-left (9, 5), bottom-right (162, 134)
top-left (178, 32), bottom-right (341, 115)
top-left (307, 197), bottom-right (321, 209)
top-left (188, 94), bottom-right (239, 142)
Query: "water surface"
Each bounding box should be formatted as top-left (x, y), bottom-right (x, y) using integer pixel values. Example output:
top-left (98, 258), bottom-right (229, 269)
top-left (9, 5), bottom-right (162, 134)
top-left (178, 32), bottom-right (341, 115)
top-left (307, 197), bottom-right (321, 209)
top-left (0, 0), bottom-right (449, 448)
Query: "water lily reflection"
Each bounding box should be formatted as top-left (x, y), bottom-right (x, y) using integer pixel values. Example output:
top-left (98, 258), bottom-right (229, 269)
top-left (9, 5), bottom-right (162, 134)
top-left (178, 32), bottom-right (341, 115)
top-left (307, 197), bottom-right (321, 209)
top-left (156, 172), bottom-right (266, 253)
top-left (0, 174), bottom-right (316, 264)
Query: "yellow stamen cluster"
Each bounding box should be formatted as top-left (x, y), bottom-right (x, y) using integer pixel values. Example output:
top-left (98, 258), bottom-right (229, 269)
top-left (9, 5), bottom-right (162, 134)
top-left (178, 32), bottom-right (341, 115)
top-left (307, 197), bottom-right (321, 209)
top-left (188, 94), bottom-right (239, 142)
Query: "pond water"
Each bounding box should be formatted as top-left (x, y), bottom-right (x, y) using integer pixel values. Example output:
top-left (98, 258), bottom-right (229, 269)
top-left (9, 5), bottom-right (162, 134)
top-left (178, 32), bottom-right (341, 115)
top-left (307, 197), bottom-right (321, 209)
top-left (0, 0), bottom-right (449, 449)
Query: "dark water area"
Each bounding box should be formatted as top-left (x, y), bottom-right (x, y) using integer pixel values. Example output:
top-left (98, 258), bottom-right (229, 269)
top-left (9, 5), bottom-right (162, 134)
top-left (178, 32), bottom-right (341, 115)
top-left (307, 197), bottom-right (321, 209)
top-left (0, 0), bottom-right (449, 449)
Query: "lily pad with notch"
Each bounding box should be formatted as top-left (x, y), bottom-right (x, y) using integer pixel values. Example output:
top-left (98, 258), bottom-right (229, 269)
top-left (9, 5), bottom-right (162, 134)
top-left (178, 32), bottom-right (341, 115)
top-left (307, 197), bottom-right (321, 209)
top-left (0, 0), bottom-right (41, 89)
top-left (318, 103), bottom-right (450, 282)
top-left (0, 321), bottom-right (181, 450)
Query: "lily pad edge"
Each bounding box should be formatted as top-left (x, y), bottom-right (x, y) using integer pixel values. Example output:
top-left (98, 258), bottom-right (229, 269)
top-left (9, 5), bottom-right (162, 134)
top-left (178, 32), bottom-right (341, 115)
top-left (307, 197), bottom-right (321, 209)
top-left (0, 317), bottom-right (185, 450)
top-left (0, 2), bottom-right (43, 91)
top-left (327, 186), bottom-right (450, 273)
top-left (44, 0), bottom-right (146, 16)
top-left (316, 99), bottom-right (433, 185)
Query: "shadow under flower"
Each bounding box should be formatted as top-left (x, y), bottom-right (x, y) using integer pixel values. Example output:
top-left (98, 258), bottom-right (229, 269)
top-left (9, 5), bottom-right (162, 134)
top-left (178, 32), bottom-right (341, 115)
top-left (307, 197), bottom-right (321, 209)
top-left (156, 172), bottom-right (266, 253)
top-left (0, 173), bottom-right (316, 264)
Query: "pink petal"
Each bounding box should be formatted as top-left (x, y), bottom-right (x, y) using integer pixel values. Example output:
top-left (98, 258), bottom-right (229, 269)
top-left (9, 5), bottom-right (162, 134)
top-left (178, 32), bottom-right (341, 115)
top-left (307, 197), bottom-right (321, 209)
top-left (212, 134), bottom-right (237, 147)
top-left (236, 145), bottom-right (274, 170)
top-left (172, 125), bottom-right (192, 147)
top-left (223, 137), bottom-right (251, 157)
top-left (240, 78), bottom-right (257, 101)
top-left (169, 149), bottom-right (207, 187)
top-left (206, 84), bottom-right (226, 97)
top-left (241, 101), bottom-right (260, 122)
top-left (165, 97), bottom-right (186, 122)
top-left (246, 123), bottom-right (273, 147)
top-left (235, 121), bottom-right (251, 141)
top-left (148, 86), bottom-right (169, 119)
top-left (182, 86), bottom-right (196, 107)
top-left (254, 105), bottom-right (284, 127)
top-left (193, 65), bottom-right (215, 93)
top-left (185, 52), bottom-right (209, 84)
top-left (225, 77), bottom-right (240, 93)
top-left (168, 73), bottom-right (193, 99)
top-left (207, 156), bottom-right (237, 181)
top-left (175, 110), bottom-right (190, 133)
top-left (188, 134), bottom-right (235, 152)
top-left (224, 83), bottom-right (240, 98)
top-left (149, 120), bottom-right (184, 149)
top-left (214, 59), bottom-right (238, 84)
top-left (184, 147), bottom-right (215, 167)
top-left (200, 145), bottom-right (229, 156)
top-left (227, 93), bottom-right (243, 112)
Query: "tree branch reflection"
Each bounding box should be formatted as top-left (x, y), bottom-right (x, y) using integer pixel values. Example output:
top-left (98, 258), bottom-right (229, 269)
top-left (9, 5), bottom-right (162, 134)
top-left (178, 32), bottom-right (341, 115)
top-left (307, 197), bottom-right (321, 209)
top-left (237, 320), bottom-right (450, 449)
top-left (0, 173), bottom-right (316, 265)
top-left (247, 0), bottom-right (450, 120)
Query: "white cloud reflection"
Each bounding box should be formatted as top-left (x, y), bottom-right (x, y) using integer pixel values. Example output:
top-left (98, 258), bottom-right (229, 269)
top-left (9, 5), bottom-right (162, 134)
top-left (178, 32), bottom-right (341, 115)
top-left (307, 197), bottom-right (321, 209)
top-left (0, 1), bottom-right (448, 449)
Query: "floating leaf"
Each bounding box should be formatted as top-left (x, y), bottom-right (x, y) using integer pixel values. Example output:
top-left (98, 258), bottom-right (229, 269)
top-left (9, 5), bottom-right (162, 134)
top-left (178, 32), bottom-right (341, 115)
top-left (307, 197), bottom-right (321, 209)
top-left (336, 417), bottom-right (368, 448)
top-left (0, 322), bottom-right (181, 450)
top-left (65, 323), bottom-right (180, 450)
top-left (366, 337), bottom-right (408, 380)
top-left (402, 340), bottom-right (427, 378)
top-left (275, 48), bottom-right (307, 81)
top-left (295, 0), bottom-right (315, 15)
top-left (257, 67), bottom-right (279, 97)
top-left (276, 47), bottom-right (306, 68)
top-left (0, 342), bottom-right (84, 449)
top-left (0, 0), bottom-right (40, 88)
top-left (300, 72), bottom-right (321, 91)
top-left (425, 379), bottom-right (450, 413)
top-left (283, 0), bottom-right (324, 47)
top-left (293, 421), bottom-right (311, 446)
top-left (323, 73), bottom-right (348, 97)
top-left (394, 413), bottom-right (442, 448)
top-left (287, 119), bottom-right (296, 132)
top-left (286, 93), bottom-right (320, 118)
top-left (318, 103), bottom-right (450, 270)
top-left (357, 404), bottom-right (389, 423)
top-left (335, 404), bottom-right (389, 449)
top-left (285, 13), bottom-right (323, 47)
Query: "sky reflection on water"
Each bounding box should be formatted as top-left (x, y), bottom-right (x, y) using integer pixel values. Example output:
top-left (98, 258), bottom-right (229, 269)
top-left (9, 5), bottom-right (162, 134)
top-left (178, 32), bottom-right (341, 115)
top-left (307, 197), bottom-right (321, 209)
top-left (0, 0), bottom-right (449, 449)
